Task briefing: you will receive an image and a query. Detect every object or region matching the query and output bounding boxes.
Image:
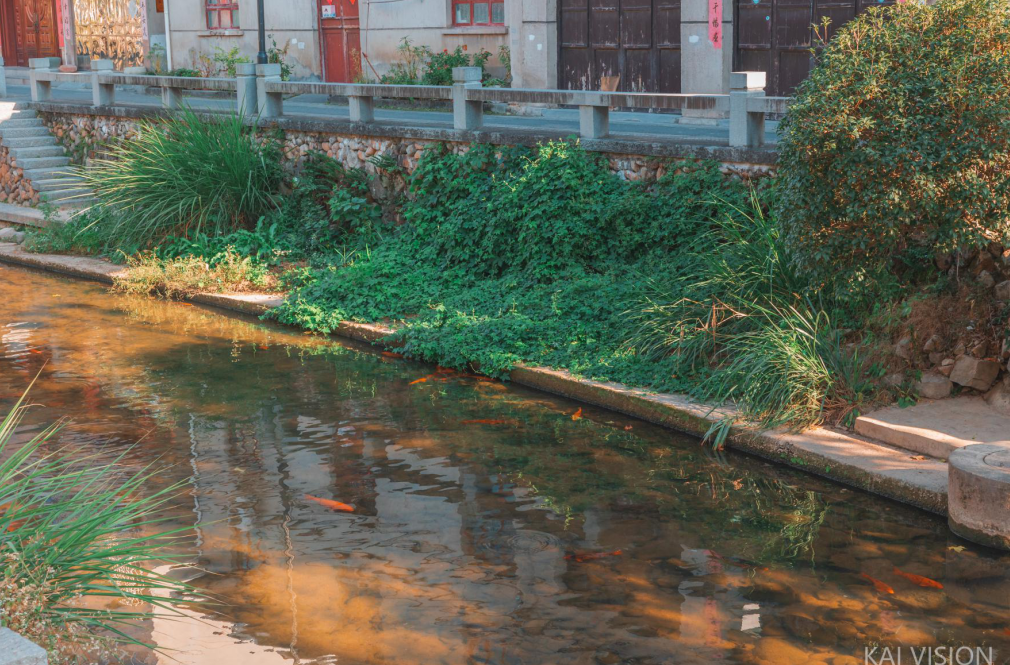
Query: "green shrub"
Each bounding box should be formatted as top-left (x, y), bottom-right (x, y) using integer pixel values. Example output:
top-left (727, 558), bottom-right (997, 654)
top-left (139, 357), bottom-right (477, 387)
top-left (0, 395), bottom-right (200, 662)
top-left (777, 0), bottom-right (1010, 299)
top-left (273, 142), bottom-right (745, 386)
top-left (81, 108), bottom-right (284, 250)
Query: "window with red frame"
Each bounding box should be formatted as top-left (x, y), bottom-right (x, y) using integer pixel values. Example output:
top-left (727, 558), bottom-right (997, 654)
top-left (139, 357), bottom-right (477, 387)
top-left (206, 0), bottom-right (239, 29)
top-left (453, 0), bottom-right (504, 25)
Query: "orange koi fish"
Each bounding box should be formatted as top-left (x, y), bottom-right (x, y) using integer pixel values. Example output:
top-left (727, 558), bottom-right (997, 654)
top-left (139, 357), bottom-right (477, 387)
top-left (892, 567), bottom-right (943, 589)
top-left (409, 376), bottom-right (430, 385)
top-left (258, 345), bottom-right (269, 350)
top-left (565, 549), bottom-right (622, 563)
top-left (304, 494), bottom-right (354, 512)
top-left (860, 572), bottom-right (895, 594)
top-left (461, 419), bottom-right (509, 425)
top-left (572, 408), bottom-right (582, 421)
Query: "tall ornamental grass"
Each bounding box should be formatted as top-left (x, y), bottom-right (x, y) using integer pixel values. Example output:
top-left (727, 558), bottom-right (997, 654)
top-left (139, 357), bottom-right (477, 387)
top-left (0, 392), bottom-right (200, 663)
top-left (628, 196), bottom-right (871, 431)
top-left (81, 107), bottom-right (283, 249)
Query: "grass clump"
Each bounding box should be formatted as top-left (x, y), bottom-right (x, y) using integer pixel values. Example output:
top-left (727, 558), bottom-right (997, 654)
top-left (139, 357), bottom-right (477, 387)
top-left (80, 107), bottom-right (283, 249)
top-left (0, 394), bottom-right (200, 662)
top-left (115, 249), bottom-right (279, 298)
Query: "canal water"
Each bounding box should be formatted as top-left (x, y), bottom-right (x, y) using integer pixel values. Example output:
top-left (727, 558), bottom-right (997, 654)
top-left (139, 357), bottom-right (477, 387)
top-left (1, 263), bottom-right (1008, 665)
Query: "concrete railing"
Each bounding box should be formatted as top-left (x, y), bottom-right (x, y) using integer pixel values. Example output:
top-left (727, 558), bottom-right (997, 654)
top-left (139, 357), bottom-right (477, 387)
top-left (23, 59), bottom-right (785, 149)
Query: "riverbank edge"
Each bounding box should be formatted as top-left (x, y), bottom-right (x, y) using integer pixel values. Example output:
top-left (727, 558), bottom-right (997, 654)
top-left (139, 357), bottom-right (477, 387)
top-left (0, 242), bottom-right (949, 517)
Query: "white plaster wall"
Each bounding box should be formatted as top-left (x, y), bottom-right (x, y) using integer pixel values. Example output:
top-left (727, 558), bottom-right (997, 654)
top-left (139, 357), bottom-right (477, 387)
top-left (165, 0), bottom-right (321, 79)
top-left (358, 0), bottom-right (508, 80)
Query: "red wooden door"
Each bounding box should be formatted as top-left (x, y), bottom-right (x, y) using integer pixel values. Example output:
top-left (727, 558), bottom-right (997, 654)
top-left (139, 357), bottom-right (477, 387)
top-left (13, 0), bottom-right (58, 66)
top-left (320, 0), bottom-right (360, 83)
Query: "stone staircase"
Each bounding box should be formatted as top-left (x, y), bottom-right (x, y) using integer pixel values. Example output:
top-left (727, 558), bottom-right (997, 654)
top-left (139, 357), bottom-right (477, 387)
top-left (0, 103), bottom-right (94, 208)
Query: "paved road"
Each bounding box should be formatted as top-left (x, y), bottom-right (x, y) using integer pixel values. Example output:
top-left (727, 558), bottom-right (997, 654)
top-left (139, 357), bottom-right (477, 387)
top-left (3, 83), bottom-right (780, 146)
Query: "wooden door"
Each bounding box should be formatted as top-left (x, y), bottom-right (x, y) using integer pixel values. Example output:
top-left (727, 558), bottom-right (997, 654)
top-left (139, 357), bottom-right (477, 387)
top-left (559, 0), bottom-right (681, 93)
top-left (320, 0), bottom-right (360, 83)
top-left (735, 0), bottom-right (894, 96)
top-left (13, 0), bottom-right (58, 66)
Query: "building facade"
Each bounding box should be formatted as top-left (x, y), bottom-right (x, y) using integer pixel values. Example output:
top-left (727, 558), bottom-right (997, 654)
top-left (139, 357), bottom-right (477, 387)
top-left (0, 0), bottom-right (894, 95)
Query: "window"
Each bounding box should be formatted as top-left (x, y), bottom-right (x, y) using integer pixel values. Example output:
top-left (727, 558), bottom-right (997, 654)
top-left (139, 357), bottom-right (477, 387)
top-left (206, 0), bottom-right (239, 29)
top-left (453, 1), bottom-right (504, 26)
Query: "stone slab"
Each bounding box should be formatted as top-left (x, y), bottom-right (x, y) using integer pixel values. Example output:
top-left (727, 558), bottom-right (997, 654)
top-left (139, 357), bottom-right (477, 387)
top-left (0, 627), bottom-right (46, 665)
top-left (855, 397), bottom-right (1010, 459)
top-left (0, 247), bottom-right (949, 516)
top-left (0, 202), bottom-right (70, 228)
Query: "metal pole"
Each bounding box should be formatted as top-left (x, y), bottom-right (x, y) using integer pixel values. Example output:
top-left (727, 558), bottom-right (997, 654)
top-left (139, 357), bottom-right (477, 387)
top-left (256, 0), bottom-right (267, 64)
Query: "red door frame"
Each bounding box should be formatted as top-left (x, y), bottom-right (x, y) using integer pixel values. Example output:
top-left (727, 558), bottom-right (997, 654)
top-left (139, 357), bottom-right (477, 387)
top-left (319, 0), bottom-right (360, 83)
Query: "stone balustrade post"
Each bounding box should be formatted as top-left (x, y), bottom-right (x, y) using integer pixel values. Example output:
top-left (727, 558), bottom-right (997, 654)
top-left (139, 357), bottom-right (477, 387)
top-left (90, 59), bottom-right (115, 107)
top-left (578, 94), bottom-right (610, 139)
top-left (729, 71), bottom-right (766, 148)
top-left (348, 94), bottom-right (374, 123)
top-left (256, 63), bottom-right (283, 118)
top-left (236, 62), bottom-right (257, 116)
top-left (452, 66), bottom-right (483, 131)
top-left (29, 57), bottom-right (60, 102)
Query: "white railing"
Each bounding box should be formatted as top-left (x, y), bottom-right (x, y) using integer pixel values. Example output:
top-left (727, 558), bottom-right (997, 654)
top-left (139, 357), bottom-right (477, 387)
top-left (23, 57), bottom-right (786, 149)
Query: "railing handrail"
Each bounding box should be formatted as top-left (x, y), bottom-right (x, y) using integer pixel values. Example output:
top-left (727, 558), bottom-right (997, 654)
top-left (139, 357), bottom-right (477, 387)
top-left (23, 60), bottom-right (781, 149)
top-left (467, 86), bottom-right (729, 111)
top-left (261, 80), bottom-right (452, 100)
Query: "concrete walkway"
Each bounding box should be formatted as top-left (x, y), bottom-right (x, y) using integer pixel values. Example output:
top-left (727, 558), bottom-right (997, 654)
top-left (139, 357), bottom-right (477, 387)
top-left (0, 83), bottom-right (780, 147)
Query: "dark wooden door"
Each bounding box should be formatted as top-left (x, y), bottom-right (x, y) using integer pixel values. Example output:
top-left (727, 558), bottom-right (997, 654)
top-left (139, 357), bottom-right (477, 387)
top-left (320, 0), bottom-right (361, 83)
top-left (735, 0), bottom-right (894, 96)
top-left (559, 0), bottom-right (681, 93)
top-left (13, 0), bottom-right (58, 66)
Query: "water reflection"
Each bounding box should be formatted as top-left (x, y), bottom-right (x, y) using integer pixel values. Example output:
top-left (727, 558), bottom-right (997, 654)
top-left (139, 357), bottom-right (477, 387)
top-left (0, 264), bottom-right (1008, 665)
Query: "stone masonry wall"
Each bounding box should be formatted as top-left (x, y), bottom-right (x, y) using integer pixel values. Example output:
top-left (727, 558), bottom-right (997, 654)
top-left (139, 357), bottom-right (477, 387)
top-left (0, 145), bottom-right (40, 207)
top-left (39, 111), bottom-right (771, 186)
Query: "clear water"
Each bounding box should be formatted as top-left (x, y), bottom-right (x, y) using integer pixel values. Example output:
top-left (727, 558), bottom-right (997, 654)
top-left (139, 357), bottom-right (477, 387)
top-left (1, 263), bottom-right (1008, 665)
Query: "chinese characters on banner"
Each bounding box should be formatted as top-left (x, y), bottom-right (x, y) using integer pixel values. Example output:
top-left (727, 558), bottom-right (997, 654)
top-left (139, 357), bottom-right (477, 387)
top-left (709, 0), bottom-right (723, 48)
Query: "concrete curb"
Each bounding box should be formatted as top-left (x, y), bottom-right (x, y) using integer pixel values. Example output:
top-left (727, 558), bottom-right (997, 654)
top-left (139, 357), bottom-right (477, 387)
top-left (0, 627), bottom-right (47, 664)
top-left (0, 243), bottom-right (948, 516)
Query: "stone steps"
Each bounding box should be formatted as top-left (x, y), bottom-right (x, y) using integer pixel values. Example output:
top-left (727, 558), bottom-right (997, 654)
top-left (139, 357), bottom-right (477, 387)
top-left (854, 396), bottom-right (1010, 459)
top-left (0, 127), bottom-right (52, 139)
top-left (9, 145), bottom-right (66, 159)
top-left (0, 103), bottom-right (96, 213)
top-left (18, 156), bottom-right (70, 170)
top-left (3, 136), bottom-right (58, 149)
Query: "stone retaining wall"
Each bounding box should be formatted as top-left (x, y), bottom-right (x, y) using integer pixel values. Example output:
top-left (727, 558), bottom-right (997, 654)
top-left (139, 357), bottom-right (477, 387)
top-left (0, 145), bottom-right (40, 207)
top-left (37, 108), bottom-right (775, 186)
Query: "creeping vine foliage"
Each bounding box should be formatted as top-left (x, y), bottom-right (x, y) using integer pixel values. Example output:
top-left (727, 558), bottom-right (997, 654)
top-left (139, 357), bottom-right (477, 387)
top-left (273, 141), bottom-right (748, 386)
top-left (777, 0), bottom-right (1010, 301)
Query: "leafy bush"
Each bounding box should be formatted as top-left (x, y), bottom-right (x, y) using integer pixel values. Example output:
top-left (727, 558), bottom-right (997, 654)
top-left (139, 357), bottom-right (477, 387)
top-left (379, 39), bottom-right (496, 85)
top-left (273, 142), bottom-right (745, 387)
top-left (81, 108), bottom-right (284, 249)
top-left (777, 0), bottom-right (1010, 299)
top-left (156, 218), bottom-right (293, 266)
top-left (212, 46), bottom-right (251, 77)
top-left (421, 46), bottom-right (491, 86)
top-left (0, 395), bottom-right (199, 662)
